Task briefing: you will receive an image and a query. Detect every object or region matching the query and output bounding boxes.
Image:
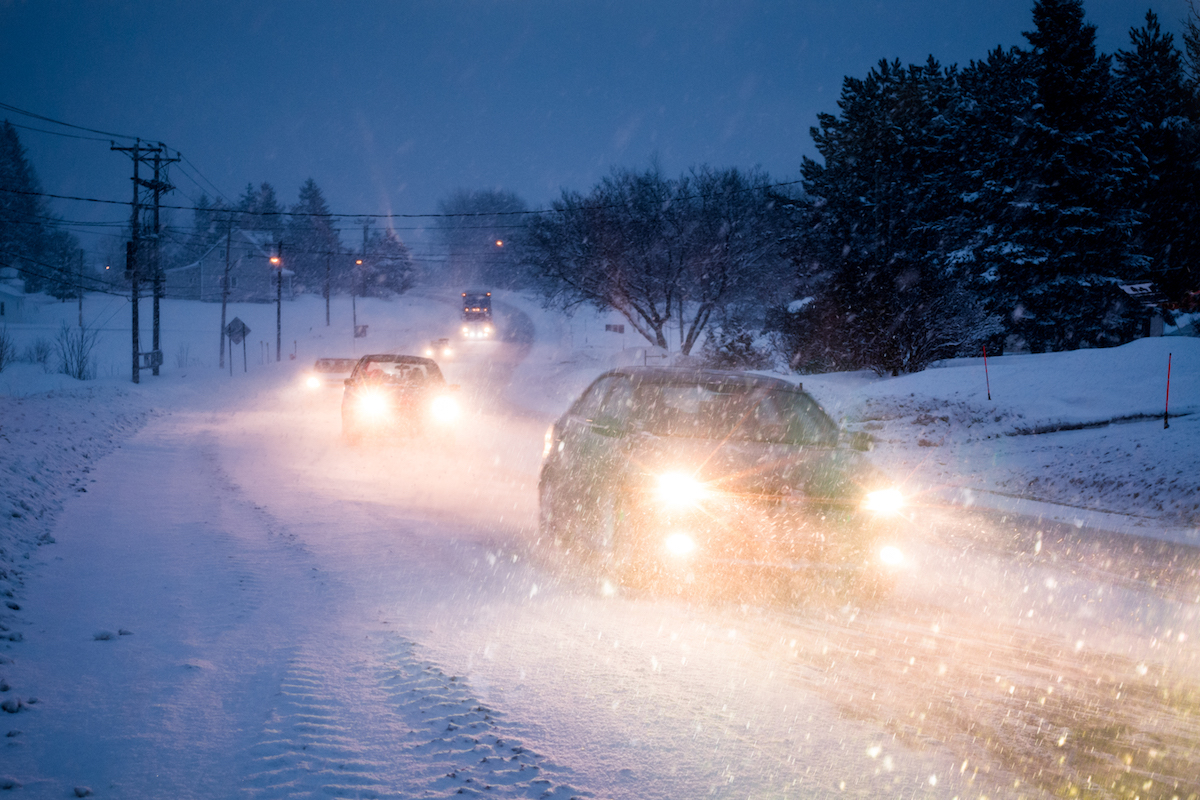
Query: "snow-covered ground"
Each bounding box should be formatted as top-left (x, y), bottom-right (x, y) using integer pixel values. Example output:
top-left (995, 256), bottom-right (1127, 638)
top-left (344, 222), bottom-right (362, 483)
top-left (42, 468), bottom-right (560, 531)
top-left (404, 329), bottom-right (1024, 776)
top-left (0, 289), bottom-right (1197, 798)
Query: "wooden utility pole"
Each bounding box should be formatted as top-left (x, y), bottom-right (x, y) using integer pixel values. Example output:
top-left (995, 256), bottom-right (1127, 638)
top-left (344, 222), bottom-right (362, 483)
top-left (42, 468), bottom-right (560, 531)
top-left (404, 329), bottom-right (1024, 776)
top-left (148, 147), bottom-right (179, 375)
top-left (111, 139), bottom-right (145, 383)
top-left (77, 250), bottom-right (84, 328)
top-left (275, 241), bottom-right (283, 362)
top-left (219, 217), bottom-right (233, 368)
top-left (111, 140), bottom-right (176, 381)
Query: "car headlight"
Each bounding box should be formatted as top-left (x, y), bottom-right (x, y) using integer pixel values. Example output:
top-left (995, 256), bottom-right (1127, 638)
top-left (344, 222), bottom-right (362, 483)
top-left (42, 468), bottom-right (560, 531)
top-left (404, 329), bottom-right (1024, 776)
top-left (356, 390), bottom-right (389, 419)
top-left (305, 375), bottom-right (321, 389)
top-left (879, 545), bottom-right (905, 567)
top-left (656, 472), bottom-right (708, 510)
top-left (863, 487), bottom-right (904, 515)
top-left (430, 394), bottom-right (460, 423)
top-left (664, 532), bottom-right (697, 557)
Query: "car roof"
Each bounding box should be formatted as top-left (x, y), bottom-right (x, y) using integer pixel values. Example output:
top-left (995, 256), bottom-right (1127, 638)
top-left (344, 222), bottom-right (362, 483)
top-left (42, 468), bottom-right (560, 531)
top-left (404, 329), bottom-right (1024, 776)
top-left (597, 366), bottom-right (802, 392)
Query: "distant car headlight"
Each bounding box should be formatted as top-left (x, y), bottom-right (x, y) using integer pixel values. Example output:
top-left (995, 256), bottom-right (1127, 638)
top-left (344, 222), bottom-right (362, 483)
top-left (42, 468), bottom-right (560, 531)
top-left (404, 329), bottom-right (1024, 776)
top-left (863, 488), bottom-right (905, 515)
top-left (430, 394), bottom-right (460, 423)
top-left (656, 472), bottom-right (708, 510)
top-left (442, 347), bottom-right (453, 357)
top-left (305, 375), bottom-right (321, 389)
top-left (879, 545), bottom-right (905, 567)
top-left (356, 390), bottom-right (389, 419)
top-left (424, 348), bottom-right (435, 357)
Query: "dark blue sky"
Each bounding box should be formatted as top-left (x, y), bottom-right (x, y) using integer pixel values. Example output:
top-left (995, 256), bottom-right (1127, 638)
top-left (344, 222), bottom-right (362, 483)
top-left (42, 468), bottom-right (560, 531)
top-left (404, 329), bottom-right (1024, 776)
top-left (2, 0), bottom-right (1193, 258)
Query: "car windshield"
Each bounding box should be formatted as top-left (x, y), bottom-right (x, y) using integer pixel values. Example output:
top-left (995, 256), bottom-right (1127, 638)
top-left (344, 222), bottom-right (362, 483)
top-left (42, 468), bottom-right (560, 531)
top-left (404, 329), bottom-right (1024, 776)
top-left (625, 381), bottom-right (838, 446)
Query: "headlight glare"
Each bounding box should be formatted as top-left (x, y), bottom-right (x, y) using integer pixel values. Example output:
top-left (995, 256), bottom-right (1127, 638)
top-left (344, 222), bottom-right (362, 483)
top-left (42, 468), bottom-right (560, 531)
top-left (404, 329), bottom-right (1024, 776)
top-left (656, 472), bottom-right (707, 509)
top-left (305, 375), bottom-right (321, 389)
top-left (430, 394), bottom-right (460, 423)
top-left (879, 545), bottom-right (905, 567)
top-left (664, 532), bottom-right (697, 557)
top-left (357, 390), bottom-right (389, 419)
top-left (863, 487), bottom-right (904, 515)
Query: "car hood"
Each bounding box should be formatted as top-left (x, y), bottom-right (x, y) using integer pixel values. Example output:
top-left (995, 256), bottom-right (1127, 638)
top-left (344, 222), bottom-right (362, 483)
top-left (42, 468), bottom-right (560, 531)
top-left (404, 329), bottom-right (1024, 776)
top-left (622, 433), bottom-right (885, 501)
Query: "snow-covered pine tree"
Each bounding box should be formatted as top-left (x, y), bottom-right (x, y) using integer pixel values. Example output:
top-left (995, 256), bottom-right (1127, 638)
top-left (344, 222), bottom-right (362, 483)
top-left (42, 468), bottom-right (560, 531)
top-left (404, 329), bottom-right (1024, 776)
top-left (1115, 11), bottom-right (1200, 307)
top-left (800, 58), bottom-right (995, 374)
top-left (998, 0), bottom-right (1141, 351)
top-left (0, 121), bottom-right (58, 293)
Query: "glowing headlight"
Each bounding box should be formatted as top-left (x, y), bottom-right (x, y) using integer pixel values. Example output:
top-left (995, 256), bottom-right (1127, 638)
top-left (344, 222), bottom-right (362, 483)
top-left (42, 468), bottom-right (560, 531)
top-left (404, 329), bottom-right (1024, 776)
top-left (357, 391), bottom-right (389, 419)
top-left (863, 488), bottom-right (905, 515)
top-left (430, 394), bottom-right (460, 423)
top-left (442, 347), bottom-right (453, 357)
top-left (305, 375), bottom-right (321, 389)
top-left (656, 472), bottom-right (707, 509)
top-left (664, 532), bottom-right (697, 557)
top-left (424, 348), bottom-right (434, 357)
top-left (879, 545), bottom-right (905, 567)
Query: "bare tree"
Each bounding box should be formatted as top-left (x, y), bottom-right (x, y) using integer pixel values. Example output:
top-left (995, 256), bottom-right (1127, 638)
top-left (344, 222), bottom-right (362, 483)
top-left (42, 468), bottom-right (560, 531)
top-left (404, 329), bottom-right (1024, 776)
top-left (523, 165), bottom-right (790, 354)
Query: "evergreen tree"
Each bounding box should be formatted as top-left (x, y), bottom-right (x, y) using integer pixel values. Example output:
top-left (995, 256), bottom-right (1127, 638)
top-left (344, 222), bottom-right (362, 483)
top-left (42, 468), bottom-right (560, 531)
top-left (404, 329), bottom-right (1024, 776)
top-left (362, 227), bottom-right (415, 297)
top-left (285, 178), bottom-right (340, 293)
top-left (0, 121), bottom-right (83, 295)
top-left (1115, 11), bottom-right (1200, 305)
top-left (798, 58), bottom-right (998, 374)
top-left (0, 120), bottom-right (52, 290)
top-left (236, 182), bottom-right (284, 241)
top-left (999, 0), bottom-right (1141, 350)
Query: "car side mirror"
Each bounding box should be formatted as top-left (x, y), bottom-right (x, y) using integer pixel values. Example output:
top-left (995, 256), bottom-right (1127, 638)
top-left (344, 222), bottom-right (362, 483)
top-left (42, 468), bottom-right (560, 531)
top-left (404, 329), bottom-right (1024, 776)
top-left (846, 431), bottom-right (874, 452)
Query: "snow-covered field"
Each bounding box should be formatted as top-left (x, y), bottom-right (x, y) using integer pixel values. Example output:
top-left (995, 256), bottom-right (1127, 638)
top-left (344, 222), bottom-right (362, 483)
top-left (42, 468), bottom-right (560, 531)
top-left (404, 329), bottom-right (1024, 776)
top-left (0, 289), bottom-right (1197, 798)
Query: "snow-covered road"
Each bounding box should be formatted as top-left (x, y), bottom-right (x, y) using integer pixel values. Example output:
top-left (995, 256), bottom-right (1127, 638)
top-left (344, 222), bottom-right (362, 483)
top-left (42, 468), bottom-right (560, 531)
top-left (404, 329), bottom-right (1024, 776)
top-left (2, 292), bottom-right (1198, 799)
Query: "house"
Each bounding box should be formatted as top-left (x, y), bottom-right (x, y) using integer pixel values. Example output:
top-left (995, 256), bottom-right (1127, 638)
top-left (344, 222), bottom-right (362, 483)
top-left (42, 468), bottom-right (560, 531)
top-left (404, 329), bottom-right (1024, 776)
top-left (0, 271), bottom-right (29, 324)
top-left (165, 229), bottom-right (294, 303)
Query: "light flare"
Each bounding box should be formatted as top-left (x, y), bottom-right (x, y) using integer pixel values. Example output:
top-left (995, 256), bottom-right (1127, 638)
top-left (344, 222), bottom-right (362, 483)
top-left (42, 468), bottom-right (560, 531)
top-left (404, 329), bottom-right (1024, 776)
top-left (656, 472), bottom-right (708, 509)
top-left (430, 394), bottom-right (460, 423)
top-left (357, 390), bottom-right (389, 419)
top-left (664, 532), bottom-right (697, 557)
top-left (863, 487), bottom-right (905, 515)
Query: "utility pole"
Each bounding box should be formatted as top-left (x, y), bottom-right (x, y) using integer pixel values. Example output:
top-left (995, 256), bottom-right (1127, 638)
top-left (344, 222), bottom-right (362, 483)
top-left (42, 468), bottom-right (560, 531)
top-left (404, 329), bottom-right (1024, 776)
top-left (324, 252), bottom-right (331, 326)
top-left (77, 250), bottom-right (84, 328)
top-left (112, 139), bottom-right (146, 383)
top-left (148, 147), bottom-right (179, 376)
top-left (219, 216), bottom-right (232, 368)
top-left (353, 221), bottom-right (368, 335)
top-left (274, 241), bottom-right (283, 361)
top-left (111, 139), bottom-right (176, 382)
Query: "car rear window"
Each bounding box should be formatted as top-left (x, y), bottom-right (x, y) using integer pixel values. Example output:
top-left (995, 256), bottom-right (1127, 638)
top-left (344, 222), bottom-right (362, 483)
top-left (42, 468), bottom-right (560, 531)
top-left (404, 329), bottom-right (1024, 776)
top-left (315, 358), bottom-right (357, 372)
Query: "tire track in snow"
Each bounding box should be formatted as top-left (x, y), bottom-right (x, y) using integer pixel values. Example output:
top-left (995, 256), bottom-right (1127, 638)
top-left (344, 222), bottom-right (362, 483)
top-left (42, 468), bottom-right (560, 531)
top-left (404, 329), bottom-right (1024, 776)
top-left (242, 635), bottom-right (595, 799)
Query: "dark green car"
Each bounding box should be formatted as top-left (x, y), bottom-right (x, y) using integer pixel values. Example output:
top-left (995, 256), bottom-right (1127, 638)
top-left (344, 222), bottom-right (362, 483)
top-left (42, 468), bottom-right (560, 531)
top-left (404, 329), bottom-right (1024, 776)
top-left (538, 367), bottom-right (910, 596)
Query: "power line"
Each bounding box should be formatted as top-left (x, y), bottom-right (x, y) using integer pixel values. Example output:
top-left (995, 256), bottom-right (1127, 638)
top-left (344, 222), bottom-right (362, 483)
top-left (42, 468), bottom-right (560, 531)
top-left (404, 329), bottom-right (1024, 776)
top-left (1, 119), bottom-right (113, 143)
top-left (0, 178), bottom-right (806, 222)
top-left (0, 101), bottom-right (141, 141)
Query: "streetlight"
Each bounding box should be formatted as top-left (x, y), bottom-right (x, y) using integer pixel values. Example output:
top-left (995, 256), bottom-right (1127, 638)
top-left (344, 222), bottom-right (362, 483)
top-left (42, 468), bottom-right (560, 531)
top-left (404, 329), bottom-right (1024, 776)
top-left (353, 258), bottom-right (363, 333)
top-left (271, 245), bottom-right (282, 362)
